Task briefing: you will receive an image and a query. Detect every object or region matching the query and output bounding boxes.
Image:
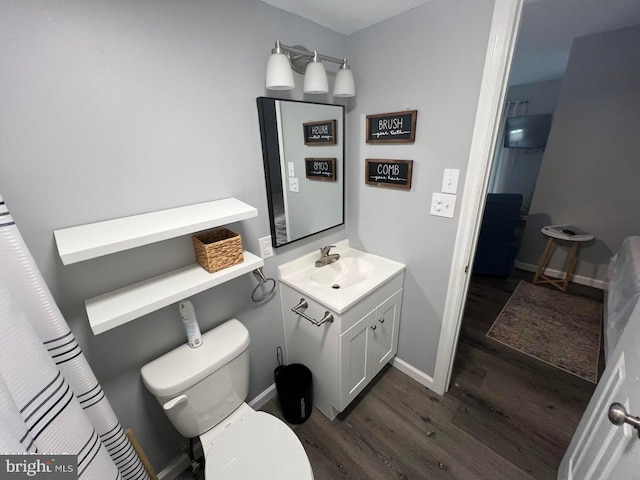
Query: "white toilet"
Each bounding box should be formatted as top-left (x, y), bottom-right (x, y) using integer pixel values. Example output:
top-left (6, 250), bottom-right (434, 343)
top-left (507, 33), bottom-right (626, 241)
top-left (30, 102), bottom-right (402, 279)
top-left (141, 319), bottom-right (313, 479)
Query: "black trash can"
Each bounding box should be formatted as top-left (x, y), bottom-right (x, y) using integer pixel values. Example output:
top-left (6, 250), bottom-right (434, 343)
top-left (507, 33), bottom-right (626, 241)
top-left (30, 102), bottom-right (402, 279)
top-left (274, 363), bottom-right (313, 424)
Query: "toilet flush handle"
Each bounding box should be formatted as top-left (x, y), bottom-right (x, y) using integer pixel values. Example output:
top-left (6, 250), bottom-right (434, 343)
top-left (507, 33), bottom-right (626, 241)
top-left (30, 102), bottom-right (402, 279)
top-left (163, 394), bottom-right (188, 411)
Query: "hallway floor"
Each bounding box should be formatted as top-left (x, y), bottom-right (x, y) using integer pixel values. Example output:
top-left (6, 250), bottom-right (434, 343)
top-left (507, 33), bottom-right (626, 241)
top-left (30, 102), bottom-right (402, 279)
top-left (179, 271), bottom-right (600, 479)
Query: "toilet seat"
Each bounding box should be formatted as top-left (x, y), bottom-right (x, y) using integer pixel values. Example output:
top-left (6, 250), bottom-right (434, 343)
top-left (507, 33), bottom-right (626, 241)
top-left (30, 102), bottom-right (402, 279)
top-left (203, 411), bottom-right (313, 480)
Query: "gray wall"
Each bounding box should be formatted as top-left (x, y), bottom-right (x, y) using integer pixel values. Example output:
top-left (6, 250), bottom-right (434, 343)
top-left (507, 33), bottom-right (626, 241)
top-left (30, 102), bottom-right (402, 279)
top-left (518, 25), bottom-right (640, 281)
top-left (0, 0), bottom-right (500, 471)
top-left (0, 0), bottom-right (347, 469)
top-left (507, 79), bottom-right (563, 113)
top-left (345, 0), bottom-right (496, 378)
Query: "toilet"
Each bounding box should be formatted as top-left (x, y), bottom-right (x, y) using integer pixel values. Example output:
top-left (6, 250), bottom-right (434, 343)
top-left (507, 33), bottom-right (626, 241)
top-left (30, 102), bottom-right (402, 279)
top-left (140, 319), bottom-right (313, 479)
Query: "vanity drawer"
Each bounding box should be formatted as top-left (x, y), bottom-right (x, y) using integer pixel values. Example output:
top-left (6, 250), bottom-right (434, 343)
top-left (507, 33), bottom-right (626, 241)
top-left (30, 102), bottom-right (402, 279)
top-left (338, 273), bottom-right (404, 334)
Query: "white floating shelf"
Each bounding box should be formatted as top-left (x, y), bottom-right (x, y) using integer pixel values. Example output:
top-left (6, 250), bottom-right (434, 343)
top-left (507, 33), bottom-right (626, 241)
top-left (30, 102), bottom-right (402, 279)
top-left (54, 198), bottom-right (257, 265)
top-left (86, 251), bottom-right (264, 335)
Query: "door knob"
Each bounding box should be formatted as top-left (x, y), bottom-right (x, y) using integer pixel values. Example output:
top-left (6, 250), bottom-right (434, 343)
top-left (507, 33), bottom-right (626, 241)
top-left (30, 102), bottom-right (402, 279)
top-left (608, 402), bottom-right (640, 438)
top-left (378, 318), bottom-right (385, 324)
top-left (370, 324), bottom-right (377, 330)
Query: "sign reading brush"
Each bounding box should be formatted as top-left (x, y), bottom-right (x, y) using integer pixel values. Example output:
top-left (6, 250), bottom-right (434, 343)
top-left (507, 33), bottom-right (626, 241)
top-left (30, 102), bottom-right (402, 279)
top-left (303, 119), bottom-right (337, 145)
top-left (366, 110), bottom-right (417, 143)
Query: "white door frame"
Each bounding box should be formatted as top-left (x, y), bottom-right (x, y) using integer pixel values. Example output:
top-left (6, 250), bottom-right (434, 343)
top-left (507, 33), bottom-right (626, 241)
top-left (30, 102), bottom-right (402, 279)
top-left (431, 0), bottom-right (524, 395)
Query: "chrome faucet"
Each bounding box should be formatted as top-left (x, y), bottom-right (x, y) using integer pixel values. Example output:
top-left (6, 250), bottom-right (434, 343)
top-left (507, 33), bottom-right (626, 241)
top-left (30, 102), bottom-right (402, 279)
top-left (315, 245), bottom-right (340, 267)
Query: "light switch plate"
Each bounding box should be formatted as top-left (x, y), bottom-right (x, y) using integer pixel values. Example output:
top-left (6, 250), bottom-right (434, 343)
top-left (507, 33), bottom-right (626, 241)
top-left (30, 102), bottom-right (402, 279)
top-left (289, 177), bottom-right (299, 192)
top-left (430, 193), bottom-right (457, 218)
top-left (442, 169), bottom-right (460, 194)
top-left (287, 162), bottom-right (295, 177)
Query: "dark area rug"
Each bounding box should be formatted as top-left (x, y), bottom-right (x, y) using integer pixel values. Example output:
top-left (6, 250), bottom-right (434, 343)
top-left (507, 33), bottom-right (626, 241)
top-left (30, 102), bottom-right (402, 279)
top-left (487, 281), bottom-right (602, 383)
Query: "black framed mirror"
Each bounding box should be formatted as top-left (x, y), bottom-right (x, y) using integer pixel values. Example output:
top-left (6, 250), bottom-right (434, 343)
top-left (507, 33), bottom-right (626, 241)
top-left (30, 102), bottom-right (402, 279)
top-left (257, 97), bottom-right (345, 248)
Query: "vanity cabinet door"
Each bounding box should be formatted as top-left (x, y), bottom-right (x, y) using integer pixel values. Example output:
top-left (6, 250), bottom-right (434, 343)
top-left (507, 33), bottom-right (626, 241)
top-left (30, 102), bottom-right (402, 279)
top-left (371, 289), bottom-right (402, 376)
top-left (339, 309), bottom-right (375, 409)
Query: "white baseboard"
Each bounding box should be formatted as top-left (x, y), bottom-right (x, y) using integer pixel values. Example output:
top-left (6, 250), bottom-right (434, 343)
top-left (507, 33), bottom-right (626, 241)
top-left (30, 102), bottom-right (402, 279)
top-left (248, 382), bottom-right (277, 410)
top-left (391, 357), bottom-right (435, 389)
top-left (514, 261), bottom-right (607, 290)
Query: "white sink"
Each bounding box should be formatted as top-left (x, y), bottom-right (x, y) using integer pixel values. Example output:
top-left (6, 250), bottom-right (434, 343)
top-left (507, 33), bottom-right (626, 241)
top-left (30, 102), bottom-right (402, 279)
top-left (278, 240), bottom-right (405, 313)
top-left (310, 257), bottom-right (375, 289)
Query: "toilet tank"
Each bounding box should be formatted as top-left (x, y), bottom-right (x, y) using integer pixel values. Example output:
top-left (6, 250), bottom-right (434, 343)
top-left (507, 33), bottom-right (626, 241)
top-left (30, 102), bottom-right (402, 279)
top-left (141, 319), bottom-right (250, 438)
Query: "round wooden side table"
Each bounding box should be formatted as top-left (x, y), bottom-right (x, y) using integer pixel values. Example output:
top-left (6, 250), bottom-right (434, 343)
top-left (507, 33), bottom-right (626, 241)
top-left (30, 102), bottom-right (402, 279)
top-left (533, 225), bottom-right (593, 292)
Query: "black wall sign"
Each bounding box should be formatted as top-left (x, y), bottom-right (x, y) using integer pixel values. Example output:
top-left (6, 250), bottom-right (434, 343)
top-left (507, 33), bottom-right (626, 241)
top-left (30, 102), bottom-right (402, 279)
top-left (365, 159), bottom-right (413, 190)
top-left (366, 110), bottom-right (418, 144)
top-left (305, 158), bottom-right (337, 181)
top-left (303, 119), bottom-right (337, 145)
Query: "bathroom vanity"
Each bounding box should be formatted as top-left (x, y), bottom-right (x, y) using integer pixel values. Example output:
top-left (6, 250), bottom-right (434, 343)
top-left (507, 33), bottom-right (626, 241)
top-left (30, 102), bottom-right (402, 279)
top-left (278, 240), bottom-right (405, 420)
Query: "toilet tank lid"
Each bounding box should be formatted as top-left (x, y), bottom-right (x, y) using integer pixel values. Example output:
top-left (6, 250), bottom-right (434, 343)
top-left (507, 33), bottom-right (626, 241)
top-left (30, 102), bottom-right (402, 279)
top-left (140, 319), bottom-right (250, 398)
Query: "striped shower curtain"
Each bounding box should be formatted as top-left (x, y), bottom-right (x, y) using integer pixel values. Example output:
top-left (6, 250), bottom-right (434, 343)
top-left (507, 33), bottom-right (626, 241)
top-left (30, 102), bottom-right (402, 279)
top-left (0, 195), bottom-right (150, 480)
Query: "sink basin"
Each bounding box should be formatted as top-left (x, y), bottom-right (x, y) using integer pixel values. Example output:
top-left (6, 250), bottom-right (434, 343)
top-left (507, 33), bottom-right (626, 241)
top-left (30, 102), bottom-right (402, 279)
top-left (278, 240), bottom-right (405, 313)
top-left (310, 257), bottom-right (375, 289)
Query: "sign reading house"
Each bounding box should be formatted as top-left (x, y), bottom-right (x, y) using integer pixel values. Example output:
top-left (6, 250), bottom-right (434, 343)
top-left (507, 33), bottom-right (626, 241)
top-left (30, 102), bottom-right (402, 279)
top-left (365, 159), bottom-right (413, 190)
top-left (303, 119), bottom-right (337, 145)
top-left (366, 110), bottom-right (417, 144)
top-left (305, 158), bottom-right (336, 181)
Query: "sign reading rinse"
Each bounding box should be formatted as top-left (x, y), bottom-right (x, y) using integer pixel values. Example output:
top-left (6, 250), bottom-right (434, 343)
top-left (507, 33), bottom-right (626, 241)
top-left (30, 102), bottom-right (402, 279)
top-left (305, 158), bottom-right (336, 181)
top-left (303, 119), bottom-right (337, 145)
top-left (365, 159), bottom-right (413, 190)
top-left (366, 110), bottom-right (417, 143)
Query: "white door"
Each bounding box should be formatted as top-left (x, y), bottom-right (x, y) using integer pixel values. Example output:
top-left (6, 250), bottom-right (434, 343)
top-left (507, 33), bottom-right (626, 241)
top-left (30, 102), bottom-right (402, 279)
top-left (558, 302), bottom-right (640, 479)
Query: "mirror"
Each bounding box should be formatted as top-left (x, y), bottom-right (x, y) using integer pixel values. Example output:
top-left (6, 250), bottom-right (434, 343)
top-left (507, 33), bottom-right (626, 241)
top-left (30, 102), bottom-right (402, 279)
top-left (257, 97), bottom-right (345, 247)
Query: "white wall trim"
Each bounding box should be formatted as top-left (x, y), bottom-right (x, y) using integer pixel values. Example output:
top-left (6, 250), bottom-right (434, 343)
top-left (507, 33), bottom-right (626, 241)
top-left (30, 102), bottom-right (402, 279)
top-left (248, 382), bottom-right (278, 410)
top-left (391, 357), bottom-right (434, 388)
top-left (431, 0), bottom-right (524, 395)
top-left (514, 261), bottom-right (607, 290)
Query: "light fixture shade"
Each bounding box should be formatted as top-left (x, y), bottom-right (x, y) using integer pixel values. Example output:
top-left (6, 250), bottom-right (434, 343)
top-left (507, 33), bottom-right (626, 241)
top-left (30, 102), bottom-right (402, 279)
top-left (333, 66), bottom-right (356, 97)
top-left (303, 60), bottom-right (328, 94)
top-left (266, 52), bottom-right (294, 90)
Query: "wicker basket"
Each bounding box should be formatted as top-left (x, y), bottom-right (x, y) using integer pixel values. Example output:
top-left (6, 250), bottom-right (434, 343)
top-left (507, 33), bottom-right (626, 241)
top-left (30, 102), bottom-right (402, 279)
top-left (192, 228), bottom-right (244, 273)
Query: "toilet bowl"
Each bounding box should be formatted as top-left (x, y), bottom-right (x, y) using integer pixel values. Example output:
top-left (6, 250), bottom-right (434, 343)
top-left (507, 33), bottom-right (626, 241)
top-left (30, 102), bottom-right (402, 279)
top-left (201, 403), bottom-right (312, 479)
top-left (140, 319), bottom-right (313, 480)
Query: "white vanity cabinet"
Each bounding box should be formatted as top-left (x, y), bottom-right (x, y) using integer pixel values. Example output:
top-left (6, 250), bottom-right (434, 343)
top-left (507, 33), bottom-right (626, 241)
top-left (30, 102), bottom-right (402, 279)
top-left (280, 272), bottom-right (404, 420)
top-left (340, 288), bottom-right (402, 409)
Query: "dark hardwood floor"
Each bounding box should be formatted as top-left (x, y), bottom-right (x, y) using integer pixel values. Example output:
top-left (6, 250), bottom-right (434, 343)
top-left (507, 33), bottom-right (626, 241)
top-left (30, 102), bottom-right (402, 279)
top-left (179, 271), bottom-right (601, 480)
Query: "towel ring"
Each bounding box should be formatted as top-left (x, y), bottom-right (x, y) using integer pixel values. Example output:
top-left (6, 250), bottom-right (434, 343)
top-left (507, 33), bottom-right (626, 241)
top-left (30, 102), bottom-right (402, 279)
top-left (251, 267), bottom-right (277, 303)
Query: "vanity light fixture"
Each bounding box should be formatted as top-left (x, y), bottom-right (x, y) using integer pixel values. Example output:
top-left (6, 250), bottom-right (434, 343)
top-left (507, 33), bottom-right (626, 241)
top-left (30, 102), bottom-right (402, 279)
top-left (303, 51), bottom-right (329, 94)
top-left (265, 41), bottom-right (295, 90)
top-left (265, 41), bottom-right (356, 97)
top-left (333, 60), bottom-right (356, 98)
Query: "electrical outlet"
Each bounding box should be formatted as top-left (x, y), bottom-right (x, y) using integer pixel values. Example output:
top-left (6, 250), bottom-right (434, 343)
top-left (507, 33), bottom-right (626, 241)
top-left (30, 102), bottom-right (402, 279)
top-left (430, 193), bottom-right (457, 218)
top-left (289, 177), bottom-right (299, 192)
top-left (258, 236), bottom-right (274, 259)
top-left (441, 168), bottom-right (460, 194)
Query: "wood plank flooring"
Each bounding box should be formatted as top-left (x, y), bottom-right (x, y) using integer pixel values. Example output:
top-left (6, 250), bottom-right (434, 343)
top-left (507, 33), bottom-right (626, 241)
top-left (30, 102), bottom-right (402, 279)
top-left (178, 271), bottom-right (601, 480)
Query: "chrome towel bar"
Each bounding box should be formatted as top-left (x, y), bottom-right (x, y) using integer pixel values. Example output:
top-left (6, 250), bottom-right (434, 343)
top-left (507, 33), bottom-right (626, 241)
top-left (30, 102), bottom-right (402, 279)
top-left (291, 298), bottom-right (334, 326)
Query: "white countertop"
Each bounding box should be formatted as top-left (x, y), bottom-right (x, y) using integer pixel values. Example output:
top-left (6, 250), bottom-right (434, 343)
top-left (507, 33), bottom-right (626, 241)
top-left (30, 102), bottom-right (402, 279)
top-left (278, 240), bottom-right (405, 313)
